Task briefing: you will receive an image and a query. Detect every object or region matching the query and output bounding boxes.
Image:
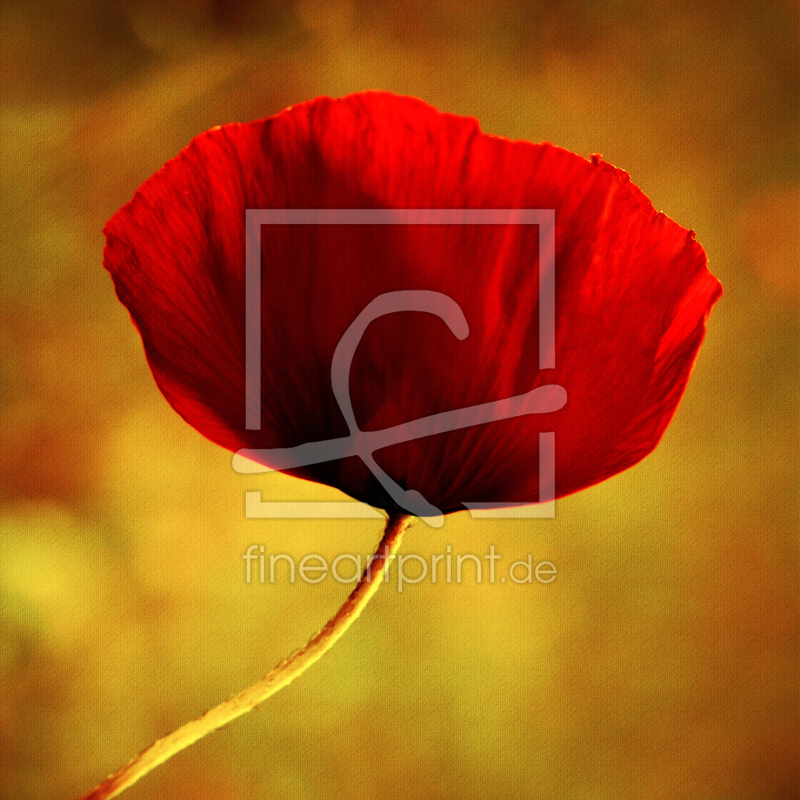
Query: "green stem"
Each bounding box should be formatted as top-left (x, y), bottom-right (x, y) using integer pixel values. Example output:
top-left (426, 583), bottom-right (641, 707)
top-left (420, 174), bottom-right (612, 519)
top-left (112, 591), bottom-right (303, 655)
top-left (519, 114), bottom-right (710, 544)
top-left (79, 512), bottom-right (411, 799)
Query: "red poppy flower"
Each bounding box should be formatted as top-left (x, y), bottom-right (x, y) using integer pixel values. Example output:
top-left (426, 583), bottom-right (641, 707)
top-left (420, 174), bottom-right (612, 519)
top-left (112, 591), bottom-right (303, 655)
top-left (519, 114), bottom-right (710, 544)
top-left (103, 91), bottom-right (721, 519)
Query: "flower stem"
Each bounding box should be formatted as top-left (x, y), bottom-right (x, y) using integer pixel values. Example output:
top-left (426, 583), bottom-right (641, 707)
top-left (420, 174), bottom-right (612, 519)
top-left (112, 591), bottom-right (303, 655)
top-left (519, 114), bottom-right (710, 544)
top-left (79, 512), bottom-right (411, 800)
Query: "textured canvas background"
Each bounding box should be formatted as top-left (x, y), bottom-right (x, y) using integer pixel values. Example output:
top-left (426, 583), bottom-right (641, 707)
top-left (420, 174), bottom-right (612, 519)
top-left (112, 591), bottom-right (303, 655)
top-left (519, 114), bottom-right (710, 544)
top-left (1, 2), bottom-right (798, 798)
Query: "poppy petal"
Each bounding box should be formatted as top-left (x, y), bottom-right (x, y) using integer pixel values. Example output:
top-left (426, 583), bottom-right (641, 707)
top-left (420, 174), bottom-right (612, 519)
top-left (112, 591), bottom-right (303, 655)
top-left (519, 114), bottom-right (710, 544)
top-left (104, 92), bottom-right (721, 514)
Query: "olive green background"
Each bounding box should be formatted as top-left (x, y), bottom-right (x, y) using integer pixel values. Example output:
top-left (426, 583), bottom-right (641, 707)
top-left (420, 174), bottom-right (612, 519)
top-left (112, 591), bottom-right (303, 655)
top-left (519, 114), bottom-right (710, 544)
top-left (1, 2), bottom-right (798, 798)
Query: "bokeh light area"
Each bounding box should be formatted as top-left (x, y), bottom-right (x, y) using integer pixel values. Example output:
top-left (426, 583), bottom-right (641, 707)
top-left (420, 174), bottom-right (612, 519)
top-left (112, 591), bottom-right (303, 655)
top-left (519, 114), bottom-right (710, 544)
top-left (1, 2), bottom-right (798, 798)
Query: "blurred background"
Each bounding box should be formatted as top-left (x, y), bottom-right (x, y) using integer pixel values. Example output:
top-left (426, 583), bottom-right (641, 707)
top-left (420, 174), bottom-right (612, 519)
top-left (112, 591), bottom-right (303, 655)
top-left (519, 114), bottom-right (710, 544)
top-left (1, 1), bottom-right (798, 798)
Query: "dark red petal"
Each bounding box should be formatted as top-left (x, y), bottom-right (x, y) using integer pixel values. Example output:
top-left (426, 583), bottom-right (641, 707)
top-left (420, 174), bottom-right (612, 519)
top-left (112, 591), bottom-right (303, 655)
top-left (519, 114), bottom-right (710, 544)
top-left (104, 92), bottom-right (721, 513)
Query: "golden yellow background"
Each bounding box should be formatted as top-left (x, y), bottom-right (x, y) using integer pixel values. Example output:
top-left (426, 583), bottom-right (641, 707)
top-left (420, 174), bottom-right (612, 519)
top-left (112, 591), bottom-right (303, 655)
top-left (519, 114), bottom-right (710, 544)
top-left (1, 2), bottom-right (798, 798)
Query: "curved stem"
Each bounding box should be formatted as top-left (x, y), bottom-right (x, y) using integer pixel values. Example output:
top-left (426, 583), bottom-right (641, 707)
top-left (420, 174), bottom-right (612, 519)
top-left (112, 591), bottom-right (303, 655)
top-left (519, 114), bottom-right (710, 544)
top-left (79, 512), bottom-right (411, 800)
